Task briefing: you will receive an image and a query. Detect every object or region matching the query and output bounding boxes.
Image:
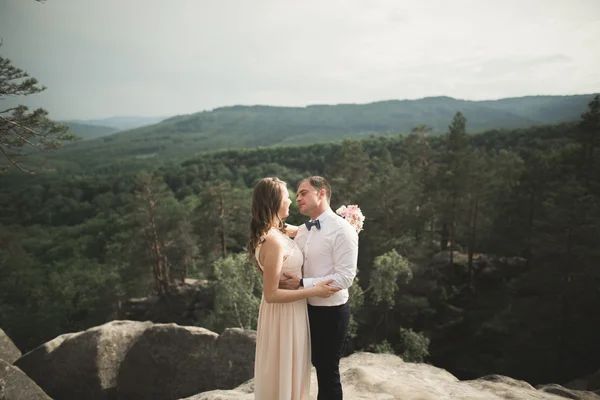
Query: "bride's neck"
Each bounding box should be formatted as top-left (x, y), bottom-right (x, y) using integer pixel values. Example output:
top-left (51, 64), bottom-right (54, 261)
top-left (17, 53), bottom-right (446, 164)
top-left (269, 217), bottom-right (282, 230)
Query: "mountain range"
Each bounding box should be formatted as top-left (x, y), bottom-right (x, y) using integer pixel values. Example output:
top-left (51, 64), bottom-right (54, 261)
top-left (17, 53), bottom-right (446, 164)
top-left (47, 94), bottom-right (596, 172)
top-left (63, 115), bottom-right (170, 132)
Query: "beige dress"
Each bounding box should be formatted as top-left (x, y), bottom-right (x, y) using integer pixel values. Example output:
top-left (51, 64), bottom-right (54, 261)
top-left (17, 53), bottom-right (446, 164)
top-left (254, 228), bottom-right (311, 400)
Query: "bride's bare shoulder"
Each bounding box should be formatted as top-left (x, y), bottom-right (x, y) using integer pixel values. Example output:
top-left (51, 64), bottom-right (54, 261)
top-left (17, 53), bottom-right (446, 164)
top-left (259, 233), bottom-right (286, 265)
top-left (261, 231), bottom-right (284, 248)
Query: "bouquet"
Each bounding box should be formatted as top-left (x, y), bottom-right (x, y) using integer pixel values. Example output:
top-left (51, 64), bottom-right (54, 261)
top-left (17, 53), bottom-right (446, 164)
top-left (336, 205), bottom-right (365, 233)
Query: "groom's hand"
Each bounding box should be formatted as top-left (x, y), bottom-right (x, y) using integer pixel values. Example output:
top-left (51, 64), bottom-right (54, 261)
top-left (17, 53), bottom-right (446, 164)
top-left (279, 272), bottom-right (301, 290)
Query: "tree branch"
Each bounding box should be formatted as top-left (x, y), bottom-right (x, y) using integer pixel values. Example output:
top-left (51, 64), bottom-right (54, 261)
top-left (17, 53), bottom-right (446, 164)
top-left (0, 107), bottom-right (18, 114)
top-left (233, 301), bottom-right (244, 329)
top-left (0, 115), bottom-right (44, 139)
top-left (0, 121), bottom-right (42, 148)
top-left (0, 145), bottom-right (33, 174)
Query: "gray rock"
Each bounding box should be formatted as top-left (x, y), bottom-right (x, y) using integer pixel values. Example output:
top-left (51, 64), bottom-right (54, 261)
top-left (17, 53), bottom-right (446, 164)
top-left (117, 324), bottom-right (256, 400)
top-left (15, 320), bottom-right (152, 400)
top-left (537, 383), bottom-right (600, 400)
top-left (0, 329), bottom-right (21, 364)
top-left (213, 328), bottom-right (256, 389)
top-left (566, 369), bottom-right (600, 392)
top-left (182, 378), bottom-right (254, 400)
top-left (184, 352), bottom-right (594, 400)
top-left (0, 358), bottom-right (51, 400)
top-left (181, 389), bottom-right (253, 400)
top-left (474, 374), bottom-right (535, 389)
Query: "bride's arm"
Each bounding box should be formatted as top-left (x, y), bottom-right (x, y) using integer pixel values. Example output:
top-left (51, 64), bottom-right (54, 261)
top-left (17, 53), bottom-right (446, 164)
top-left (284, 224), bottom-right (299, 238)
top-left (260, 236), bottom-right (339, 303)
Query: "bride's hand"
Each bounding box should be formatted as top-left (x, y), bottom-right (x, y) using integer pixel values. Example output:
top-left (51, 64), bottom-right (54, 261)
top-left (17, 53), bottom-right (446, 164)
top-left (285, 224), bottom-right (299, 238)
top-left (312, 279), bottom-right (341, 298)
top-left (279, 272), bottom-right (300, 290)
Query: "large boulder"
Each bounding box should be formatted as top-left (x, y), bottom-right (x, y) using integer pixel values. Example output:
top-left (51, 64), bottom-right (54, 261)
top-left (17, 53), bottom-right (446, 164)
top-left (212, 328), bottom-right (256, 389)
top-left (184, 390), bottom-right (252, 400)
top-left (566, 369), bottom-right (600, 392)
top-left (474, 374), bottom-right (536, 389)
top-left (117, 324), bottom-right (256, 400)
top-left (181, 380), bottom-right (254, 400)
top-left (0, 328), bottom-right (21, 364)
top-left (12, 320), bottom-right (255, 400)
top-left (187, 352), bottom-right (598, 400)
top-left (537, 384), bottom-right (600, 400)
top-left (14, 320), bottom-right (152, 400)
top-left (0, 358), bottom-right (51, 399)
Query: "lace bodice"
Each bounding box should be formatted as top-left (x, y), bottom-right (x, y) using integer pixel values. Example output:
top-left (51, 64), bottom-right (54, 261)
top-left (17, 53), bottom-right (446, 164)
top-left (255, 228), bottom-right (303, 276)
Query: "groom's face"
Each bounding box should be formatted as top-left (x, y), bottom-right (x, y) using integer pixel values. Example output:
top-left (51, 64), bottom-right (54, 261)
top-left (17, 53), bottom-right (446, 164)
top-left (296, 182), bottom-right (323, 216)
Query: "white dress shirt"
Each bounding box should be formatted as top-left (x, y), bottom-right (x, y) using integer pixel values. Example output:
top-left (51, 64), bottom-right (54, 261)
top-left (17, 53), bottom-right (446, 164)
top-left (294, 208), bottom-right (359, 306)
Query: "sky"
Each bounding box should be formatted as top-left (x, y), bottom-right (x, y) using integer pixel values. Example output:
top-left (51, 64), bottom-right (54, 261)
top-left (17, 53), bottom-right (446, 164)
top-left (0, 0), bottom-right (599, 120)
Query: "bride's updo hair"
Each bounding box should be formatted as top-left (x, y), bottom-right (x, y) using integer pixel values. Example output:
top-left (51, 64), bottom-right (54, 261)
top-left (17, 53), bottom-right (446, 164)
top-left (247, 177), bottom-right (287, 264)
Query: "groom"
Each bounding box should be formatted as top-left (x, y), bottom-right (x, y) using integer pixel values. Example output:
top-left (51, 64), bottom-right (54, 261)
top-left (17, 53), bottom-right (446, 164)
top-left (281, 176), bottom-right (359, 400)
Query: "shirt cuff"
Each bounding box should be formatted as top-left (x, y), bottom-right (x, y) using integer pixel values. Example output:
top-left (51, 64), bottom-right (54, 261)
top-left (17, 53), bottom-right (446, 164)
top-left (303, 277), bottom-right (315, 288)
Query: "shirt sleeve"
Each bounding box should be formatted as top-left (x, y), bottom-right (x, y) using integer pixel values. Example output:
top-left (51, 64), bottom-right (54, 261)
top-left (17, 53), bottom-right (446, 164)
top-left (303, 222), bottom-right (358, 289)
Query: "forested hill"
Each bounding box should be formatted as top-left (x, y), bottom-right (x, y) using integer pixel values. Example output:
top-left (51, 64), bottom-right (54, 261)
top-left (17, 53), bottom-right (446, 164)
top-left (43, 94), bottom-right (595, 173)
top-left (61, 122), bottom-right (117, 140)
top-left (64, 115), bottom-right (170, 131)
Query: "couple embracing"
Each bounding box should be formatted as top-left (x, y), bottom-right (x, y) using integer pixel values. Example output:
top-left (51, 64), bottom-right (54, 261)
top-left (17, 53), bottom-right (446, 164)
top-left (247, 176), bottom-right (359, 400)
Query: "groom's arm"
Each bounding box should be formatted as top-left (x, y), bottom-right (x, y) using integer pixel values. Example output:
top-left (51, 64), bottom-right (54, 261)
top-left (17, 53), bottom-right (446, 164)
top-left (284, 224), bottom-right (299, 238)
top-left (303, 223), bottom-right (358, 289)
top-left (278, 225), bottom-right (306, 290)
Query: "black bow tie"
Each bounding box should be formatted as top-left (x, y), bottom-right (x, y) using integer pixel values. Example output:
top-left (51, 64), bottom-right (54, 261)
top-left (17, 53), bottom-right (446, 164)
top-left (305, 219), bottom-right (321, 231)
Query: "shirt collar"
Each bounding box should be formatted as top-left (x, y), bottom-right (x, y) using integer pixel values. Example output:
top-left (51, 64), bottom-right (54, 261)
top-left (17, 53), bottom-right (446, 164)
top-left (313, 207), bottom-right (335, 222)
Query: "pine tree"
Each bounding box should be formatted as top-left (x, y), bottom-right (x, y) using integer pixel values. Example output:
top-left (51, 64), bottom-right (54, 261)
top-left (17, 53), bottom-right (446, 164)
top-left (575, 95), bottom-right (600, 191)
top-left (439, 112), bottom-right (469, 264)
top-left (326, 139), bottom-right (371, 206)
top-left (192, 182), bottom-right (252, 273)
top-left (127, 172), bottom-right (196, 297)
top-left (0, 50), bottom-right (73, 173)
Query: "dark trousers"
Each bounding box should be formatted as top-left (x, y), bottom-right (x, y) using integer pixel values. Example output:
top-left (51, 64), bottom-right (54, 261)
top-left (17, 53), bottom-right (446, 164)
top-left (308, 302), bottom-right (351, 400)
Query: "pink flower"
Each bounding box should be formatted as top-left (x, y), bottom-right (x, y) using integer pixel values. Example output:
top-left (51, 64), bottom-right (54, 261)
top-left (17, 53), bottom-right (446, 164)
top-left (336, 204), bottom-right (365, 233)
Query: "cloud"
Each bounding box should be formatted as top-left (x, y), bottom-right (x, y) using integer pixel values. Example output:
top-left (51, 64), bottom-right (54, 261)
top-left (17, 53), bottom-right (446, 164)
top-left (0, 0), bottom-right (598, 119)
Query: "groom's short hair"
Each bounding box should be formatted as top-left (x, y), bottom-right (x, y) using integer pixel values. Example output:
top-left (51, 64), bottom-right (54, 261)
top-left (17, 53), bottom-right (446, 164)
top-left (299, 176), bottom-right (331, 202)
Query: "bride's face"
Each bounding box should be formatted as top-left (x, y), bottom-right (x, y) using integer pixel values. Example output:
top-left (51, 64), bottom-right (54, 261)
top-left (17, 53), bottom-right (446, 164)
top-left (278, 185), bottom-right (292, 219)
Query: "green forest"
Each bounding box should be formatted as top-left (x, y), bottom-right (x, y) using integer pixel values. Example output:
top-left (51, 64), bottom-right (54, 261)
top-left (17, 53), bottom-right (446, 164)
top-left (9, 94), bottom-right (593, 175)
top-left (0, 95), bottom-right (599, 388)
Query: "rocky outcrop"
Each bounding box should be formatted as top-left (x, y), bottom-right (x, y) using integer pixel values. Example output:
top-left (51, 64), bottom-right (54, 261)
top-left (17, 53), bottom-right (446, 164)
top-left (212, 328), bottom-right (256, 389)
top-left (13, 320), bottom-right (255, 400)
top-left (0, 328), bottom-right (21, 364)
top-left (0, 359), bottom-right (51, 400)
top-left (187, 353), bottom-right (599, 400)
top-left (566, 369), bottom-right (600, 393)
top-left (7, 320), bottom-right (598, 400)
top-left (537, 384), bottom-right (600, 400)
top-left (182, 380), bottom-right (254, 400)
top-left (14, 320), bottom-right (152, 400)
top-left (117, 325), bottom-right (256, 400)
